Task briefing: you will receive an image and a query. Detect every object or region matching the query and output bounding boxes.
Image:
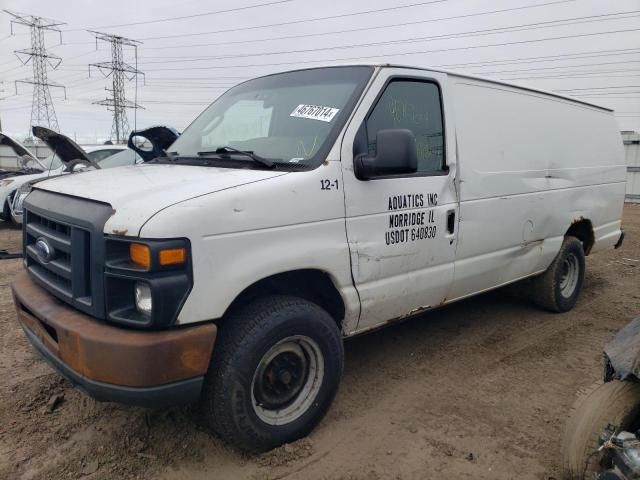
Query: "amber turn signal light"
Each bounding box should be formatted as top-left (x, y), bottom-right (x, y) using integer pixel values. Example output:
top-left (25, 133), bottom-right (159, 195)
top-left (130, 243), bottom-right (151, 269)
top-left (159, 247), bottom-right (186, 266)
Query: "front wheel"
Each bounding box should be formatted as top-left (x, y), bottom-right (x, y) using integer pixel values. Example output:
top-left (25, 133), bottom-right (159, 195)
top-left (201, 295), bottom-right (343, 452)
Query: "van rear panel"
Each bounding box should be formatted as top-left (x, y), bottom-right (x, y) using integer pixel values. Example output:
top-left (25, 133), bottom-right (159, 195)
top-left (448, 76), bottom-right (625, 300)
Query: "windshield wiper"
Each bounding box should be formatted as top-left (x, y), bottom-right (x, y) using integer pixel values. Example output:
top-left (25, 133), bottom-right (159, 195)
top-left (197, 146), bottom-right (275, 168)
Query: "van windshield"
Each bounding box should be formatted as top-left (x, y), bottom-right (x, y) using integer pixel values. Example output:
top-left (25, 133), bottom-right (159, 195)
top-left (168, 66), bottom-right (373, 169)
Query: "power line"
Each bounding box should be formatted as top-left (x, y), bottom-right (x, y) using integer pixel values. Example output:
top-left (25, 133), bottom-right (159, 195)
top-left (26, 48), bottom-right (640, 84)
top-left (555, 85), bottom-right (640, 91)
top-left (135, 11), bottom-right (640, 65)
top-left (139, 0), bottom-right (576, 50)
top-left (139, 0), bottom-right (448, 41)
top-left (503, 73), bottom-right (640, 81)
top-left (137, 27), bottom-right (640, 72)
top-left (437, 48), bottom-right (640, 69)
top-left (133, 49), bottom-right (640, 82)
top-left (573, 93), bottom-right (640, 96)
top-left (473, 60), bottom-right (640, 75)
top-left (71, 0), bottom-right (293, 31)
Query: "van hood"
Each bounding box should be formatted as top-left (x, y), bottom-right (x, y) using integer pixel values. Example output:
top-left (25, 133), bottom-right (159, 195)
top-left (34, 163), bottom-right (287, 235)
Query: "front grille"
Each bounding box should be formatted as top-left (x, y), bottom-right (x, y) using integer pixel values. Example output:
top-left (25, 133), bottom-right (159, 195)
top-left (22, 189), bottom-right (114, 319)
top-left (25, 211), bottom-right (92, 307)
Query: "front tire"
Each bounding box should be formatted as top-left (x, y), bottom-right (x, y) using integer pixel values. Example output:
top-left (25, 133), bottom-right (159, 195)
top-left (532, 235), bottom-right (585, 312)
top-left (562, 380), bottom-right (640, 479)
top-left (201, 295), bottom-right (343, 452)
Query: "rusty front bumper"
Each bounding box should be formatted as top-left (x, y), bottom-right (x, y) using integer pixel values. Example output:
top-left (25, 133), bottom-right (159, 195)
top-left (12, 270), bottom-right (216, 406)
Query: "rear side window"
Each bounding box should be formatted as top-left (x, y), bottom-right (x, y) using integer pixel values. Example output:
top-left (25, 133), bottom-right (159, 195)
top-left (366, 80), bottom-right (445, 173)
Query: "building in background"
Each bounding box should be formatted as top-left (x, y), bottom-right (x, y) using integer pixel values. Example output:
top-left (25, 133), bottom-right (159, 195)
top-left (623, 131), bottom-right (640, 203)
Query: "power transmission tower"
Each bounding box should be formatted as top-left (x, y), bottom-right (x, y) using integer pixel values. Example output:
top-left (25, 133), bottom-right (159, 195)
top-left (4, 10), bottom-right (66, 135)
top-left (88, 31), bottom-right (143, 144)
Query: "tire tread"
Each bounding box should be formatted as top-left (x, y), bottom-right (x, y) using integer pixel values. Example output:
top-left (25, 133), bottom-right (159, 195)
top-left (562, 380), bottom-right (640, 479)
top-left (202, 295), bottom-right (342, 452)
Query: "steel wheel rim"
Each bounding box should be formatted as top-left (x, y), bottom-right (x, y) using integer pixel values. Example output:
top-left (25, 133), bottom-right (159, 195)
top-left (560, 253), bottom-right (579, 298)
top-left (251, 335), bottom-right (324, 426)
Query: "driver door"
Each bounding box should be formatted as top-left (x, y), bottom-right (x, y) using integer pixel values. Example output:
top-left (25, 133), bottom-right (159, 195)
top-left (340, 69), bottom-right (459, 332)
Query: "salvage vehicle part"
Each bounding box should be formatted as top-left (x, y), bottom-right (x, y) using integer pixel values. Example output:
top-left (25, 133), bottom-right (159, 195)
top-left (0, 249), bottom-right (22, 260)
top-left (127, 125), bottom-right (180, 161)
top-left (563, 318), bottom-right (640, 479)
top-left (0, 132), bottom-right (46, 178)
top-left (563, 381), bottom-right (640, 478)
top-left (1, 127), bottom-right (125, 224)
top-left (9, 149), bottom-right (143, 225)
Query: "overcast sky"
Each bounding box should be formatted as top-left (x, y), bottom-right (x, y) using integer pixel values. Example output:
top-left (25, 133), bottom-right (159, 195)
top-left (0, 0), bottom-right (638, 143)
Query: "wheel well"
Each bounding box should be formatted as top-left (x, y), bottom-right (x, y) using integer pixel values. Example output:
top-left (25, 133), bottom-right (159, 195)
top-left (224, 270), bottom-right (346, 328)
top-left (566, 219), bottom-right (595, 255)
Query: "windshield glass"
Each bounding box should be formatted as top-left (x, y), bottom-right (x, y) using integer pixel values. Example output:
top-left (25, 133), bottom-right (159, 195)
top-left (169, 66), bottom-right (372, 168)
top-left (98, 149), bottom-right (140, 168)
top-left (40, 153), bottom-right (64, 171)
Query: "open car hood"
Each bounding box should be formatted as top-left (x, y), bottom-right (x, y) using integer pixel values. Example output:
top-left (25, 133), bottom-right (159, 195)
top-left (127, 125), bottom-right (180, 161)
top-left (604, 317), bottom-right (640, 382)
top-left (32, 126), bottom-right (100, 170)
top-left (0, 132), bottom-right (45, 175)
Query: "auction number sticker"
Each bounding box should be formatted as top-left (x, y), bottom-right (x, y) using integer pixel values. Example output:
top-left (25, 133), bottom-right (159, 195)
top-left (290, 104), bottom-right (340, 122)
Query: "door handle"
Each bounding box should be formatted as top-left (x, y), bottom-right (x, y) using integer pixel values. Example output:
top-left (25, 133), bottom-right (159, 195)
top-left (446, 210), bottom-right (456, 234)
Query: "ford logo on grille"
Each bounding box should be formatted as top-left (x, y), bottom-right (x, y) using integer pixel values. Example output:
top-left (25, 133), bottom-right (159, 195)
top-left (34, 237), bottom-right (54, 263)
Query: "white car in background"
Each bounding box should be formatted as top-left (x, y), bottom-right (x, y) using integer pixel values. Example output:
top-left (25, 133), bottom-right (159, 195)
top-left (9, 125), bottom-right (179, 225)
top-left (0, 127), bottom-right (126, 224)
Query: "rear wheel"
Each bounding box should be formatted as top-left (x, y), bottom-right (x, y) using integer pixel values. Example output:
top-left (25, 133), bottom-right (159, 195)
top-left (201, 295), bottom-right (343, 452)
top-left (532, 235), bottom-right (585, 312)
top-left (562, 380), bottom-right (640, 479)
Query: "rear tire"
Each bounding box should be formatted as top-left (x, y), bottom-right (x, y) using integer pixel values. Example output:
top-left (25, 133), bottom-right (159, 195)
top-left (562, 380), bottom-right (640, 479)
top-left (532, 235), bottom-right (585, 312)
top-left (201, 295), bottom-right (343, 452)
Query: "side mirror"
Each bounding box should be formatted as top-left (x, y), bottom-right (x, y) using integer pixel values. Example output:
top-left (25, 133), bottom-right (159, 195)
top-left (354, 129), bottom-right (418, 180)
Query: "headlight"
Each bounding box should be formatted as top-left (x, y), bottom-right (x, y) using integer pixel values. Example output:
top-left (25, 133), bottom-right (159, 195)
top-left (134, 281), bottom-right (152, 316)
top-left (105, 238), bottom-right (192, 328)
top-left (0, 179), bottom-right (14, 187)
top-left (12, 183), bottom-right (33, 215)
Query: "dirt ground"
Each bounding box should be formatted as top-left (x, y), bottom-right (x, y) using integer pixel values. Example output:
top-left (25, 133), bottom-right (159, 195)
top-left (1, 205), bottom-right (639, 480)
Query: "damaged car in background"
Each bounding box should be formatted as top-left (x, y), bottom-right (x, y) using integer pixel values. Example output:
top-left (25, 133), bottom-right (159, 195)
top-left (0, 132), bottom-right (46, 179)
top-left (563, 318), bottom-right (640, 479)
top-left (9, 126), bottom-right (179, 225)
top-left (0, 127), bottom-right (126, 224)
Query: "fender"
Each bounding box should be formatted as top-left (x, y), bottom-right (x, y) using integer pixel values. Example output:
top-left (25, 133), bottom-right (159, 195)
top-left (604, 317), bottom-right (640, 382)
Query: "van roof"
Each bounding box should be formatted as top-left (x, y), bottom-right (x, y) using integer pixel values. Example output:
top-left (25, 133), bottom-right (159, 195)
top-left (376, 63), bottom-right (614, 112)
top-left (254, 64), bottom-right (613, 113)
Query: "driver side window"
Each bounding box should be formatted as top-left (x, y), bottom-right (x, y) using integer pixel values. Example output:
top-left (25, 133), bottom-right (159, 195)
top-left (366, 80), bottom-right (445, 173)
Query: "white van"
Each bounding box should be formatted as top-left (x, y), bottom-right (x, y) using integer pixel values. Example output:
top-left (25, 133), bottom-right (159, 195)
top-left (12, 65), bottom-right (626, 452)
